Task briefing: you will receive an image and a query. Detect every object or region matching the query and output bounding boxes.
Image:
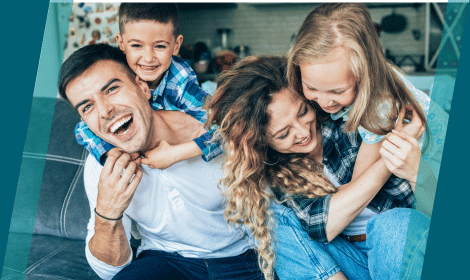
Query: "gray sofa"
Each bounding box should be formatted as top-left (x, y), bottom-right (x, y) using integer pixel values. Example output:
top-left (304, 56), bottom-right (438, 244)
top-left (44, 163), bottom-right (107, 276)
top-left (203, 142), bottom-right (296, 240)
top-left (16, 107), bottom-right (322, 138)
top-left (3, 97), bottom-right (101, 279)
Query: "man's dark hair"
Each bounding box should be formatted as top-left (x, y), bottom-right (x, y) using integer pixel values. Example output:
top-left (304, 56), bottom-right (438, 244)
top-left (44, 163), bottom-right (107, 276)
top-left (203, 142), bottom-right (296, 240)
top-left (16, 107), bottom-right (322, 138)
top-left (58, 44), bottom-right (135, 102)
top-left (118, 3), bottom-right (179, 37)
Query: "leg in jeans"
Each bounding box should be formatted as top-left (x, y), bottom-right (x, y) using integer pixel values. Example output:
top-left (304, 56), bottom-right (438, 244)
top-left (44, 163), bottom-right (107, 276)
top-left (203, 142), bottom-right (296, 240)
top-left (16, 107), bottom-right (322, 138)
top-left (206, 249), bottom-right (265, 280)
top-left (271, 203), bottom-right (371, 280)
top-left (366, 208), bottom-right (430, 280)
top-left (112, 250), bottom-right (207, 280)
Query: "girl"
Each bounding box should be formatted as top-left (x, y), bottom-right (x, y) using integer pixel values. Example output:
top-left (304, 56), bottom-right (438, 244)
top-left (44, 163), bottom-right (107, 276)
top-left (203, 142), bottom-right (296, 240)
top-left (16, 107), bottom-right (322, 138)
top-left (287, 3), bottom-right (446, 185)
top-left (205, 55), bottom-right (430, 280)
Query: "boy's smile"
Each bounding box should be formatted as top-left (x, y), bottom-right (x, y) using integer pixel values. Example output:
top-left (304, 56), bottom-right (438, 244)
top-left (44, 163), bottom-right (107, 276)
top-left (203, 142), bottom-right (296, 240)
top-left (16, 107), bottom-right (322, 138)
top-left (116, 20), bottom-right (183, 89)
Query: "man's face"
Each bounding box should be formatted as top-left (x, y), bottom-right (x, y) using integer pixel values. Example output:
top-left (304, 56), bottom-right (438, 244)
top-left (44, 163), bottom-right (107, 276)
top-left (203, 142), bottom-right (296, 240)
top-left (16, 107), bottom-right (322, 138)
top-left (66, 60), bottom-right (155, 153)
top-left (116, 20), bottom-right (183, 89)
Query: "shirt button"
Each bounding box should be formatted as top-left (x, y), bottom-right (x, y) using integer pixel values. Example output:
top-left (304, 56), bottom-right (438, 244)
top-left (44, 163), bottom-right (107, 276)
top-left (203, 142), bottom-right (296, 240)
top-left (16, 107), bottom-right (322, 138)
top-left (377, 207), bottom-right (381, 211)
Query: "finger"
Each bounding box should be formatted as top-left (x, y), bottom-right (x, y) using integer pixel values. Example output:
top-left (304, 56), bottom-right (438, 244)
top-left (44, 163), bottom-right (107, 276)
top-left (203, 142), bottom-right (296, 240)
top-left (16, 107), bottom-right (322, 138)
top-left (395, 106), bottom-right (407, 131)
top-left (391, 130), bottom-right (420, 147)
top-left (121, 161), bottom-right (138, 183)
top-left (129, 152), bottom-right (140, 161)
top-left (133, 157), bottom-right (142, 166)
top-left (382, 139), bottom-right (403, 159)
top-left (140, 157), bottom-right (150, 165)
top-left (380, 146), bottom-right (401, 169)
top-left (380, 146), bottom-right (399, 168)
top-left (111, 153), bottom-right (132, 177)
top-left (127, 168), bottom-right (144, 195)
top-left (101, 149), bottom-right (123, 177)
top-left (106, 148), bottom-right (123, 158)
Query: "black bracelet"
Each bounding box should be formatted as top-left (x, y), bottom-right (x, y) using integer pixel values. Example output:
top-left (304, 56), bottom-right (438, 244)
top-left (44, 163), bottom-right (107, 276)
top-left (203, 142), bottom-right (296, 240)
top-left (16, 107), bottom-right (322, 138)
top-left (94, 208), bottom-right (123, 221)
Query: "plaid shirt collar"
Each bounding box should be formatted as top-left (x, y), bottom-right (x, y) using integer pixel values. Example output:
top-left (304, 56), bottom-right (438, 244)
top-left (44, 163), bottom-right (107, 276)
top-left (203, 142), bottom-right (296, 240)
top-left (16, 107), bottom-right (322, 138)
top-left (321, 118), bottom-right (361, 185)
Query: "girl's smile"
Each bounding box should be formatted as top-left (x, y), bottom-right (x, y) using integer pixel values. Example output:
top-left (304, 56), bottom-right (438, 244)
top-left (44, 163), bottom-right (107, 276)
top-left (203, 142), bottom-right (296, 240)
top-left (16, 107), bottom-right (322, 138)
top-left (300, 47), bottom-right (356, 114)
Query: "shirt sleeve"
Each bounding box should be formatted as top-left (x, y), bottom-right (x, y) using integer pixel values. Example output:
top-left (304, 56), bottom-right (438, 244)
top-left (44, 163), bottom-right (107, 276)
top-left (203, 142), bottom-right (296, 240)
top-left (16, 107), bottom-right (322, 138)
top-left (284, 194), bottom-right (333, 244)
top-left (357, 126), bottom-right (386, 144)
top-left (193, 129), bottom-right (225, 162)
top-left (83, 156), bottom-right (133, 279)
top-left (75, 120), bottom-right (114, 165)
top-left (162, 61), bottom-right (224, 161)
top-left (380, 175), bottom-right (415, 208)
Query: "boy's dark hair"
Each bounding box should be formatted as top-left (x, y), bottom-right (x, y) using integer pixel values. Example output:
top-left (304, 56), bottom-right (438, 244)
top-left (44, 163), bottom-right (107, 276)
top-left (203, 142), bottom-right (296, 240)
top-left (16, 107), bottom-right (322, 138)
top-left (118, 3), bottom-right (179, 37)
top-left (58, 44), bottom-right (135, 102)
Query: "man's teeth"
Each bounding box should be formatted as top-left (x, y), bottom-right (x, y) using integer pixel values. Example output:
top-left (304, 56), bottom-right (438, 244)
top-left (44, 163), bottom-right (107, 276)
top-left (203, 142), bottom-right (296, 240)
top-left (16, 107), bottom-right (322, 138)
top-left (297, 136), bottom-right (310, 144)
top-left (110, 116), bottom-right (132, 133)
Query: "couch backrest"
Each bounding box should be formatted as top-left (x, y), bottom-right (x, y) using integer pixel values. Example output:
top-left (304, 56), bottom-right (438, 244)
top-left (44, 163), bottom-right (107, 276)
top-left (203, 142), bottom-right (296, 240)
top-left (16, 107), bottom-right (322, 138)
top-left (29, 98), bottom-right (90, 240)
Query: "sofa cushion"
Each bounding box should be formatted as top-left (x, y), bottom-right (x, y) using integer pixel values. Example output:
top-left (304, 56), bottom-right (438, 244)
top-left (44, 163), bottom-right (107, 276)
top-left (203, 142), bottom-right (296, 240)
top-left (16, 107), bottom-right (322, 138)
top-left (30, 98), bottom-right (90, 240)
top-left (2, 233), bottom-right (100, 280)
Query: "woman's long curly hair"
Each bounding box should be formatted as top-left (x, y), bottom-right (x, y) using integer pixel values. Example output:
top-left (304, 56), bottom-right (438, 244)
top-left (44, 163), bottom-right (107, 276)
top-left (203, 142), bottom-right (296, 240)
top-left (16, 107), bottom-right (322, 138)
top-left (205, 55), bottom-right (336, 280)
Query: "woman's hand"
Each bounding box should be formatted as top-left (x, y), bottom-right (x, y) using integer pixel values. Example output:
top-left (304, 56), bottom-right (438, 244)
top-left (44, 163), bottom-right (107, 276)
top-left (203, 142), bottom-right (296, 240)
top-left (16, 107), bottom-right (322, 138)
top-left (394, 104), bottom-right (426, 140)
top-left (380, 130), bottom-right (421, 191)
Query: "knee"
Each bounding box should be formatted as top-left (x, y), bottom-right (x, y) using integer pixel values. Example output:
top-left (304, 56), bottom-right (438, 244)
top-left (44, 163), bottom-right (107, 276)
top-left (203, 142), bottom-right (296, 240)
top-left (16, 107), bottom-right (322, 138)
top-left (368, 208), bottom-right (429, 235)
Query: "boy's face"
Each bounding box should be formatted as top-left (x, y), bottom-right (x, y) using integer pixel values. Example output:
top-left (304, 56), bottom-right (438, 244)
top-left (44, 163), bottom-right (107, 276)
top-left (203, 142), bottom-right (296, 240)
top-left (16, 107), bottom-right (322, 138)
top-left (116, 20), bottom-right (183, 89)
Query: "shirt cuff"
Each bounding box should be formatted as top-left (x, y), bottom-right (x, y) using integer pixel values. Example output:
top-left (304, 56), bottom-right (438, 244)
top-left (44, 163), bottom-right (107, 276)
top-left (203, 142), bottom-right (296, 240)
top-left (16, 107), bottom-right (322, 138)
top-left (193, 130), bottom-right (224, 162)
top-left (85, 239), bottom-right (132, 280)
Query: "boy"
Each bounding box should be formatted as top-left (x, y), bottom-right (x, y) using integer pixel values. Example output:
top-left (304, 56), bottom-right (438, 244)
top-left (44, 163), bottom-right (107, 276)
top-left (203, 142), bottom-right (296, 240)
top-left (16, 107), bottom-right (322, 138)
top-left (75, 3), bottom-right (222, 168)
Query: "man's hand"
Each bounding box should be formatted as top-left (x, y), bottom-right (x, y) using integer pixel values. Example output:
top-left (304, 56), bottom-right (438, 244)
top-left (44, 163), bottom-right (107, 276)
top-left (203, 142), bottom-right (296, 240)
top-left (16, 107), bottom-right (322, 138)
top-left (95, 149), bottom-right (143, 220)
top-left (380, 130), bottom-right (421, 191)
top-left (141, 140), bottom-right (203, 169)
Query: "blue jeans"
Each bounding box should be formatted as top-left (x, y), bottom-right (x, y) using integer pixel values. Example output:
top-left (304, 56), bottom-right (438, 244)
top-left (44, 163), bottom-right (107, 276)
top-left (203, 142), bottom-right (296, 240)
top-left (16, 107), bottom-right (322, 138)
top-left (112, 249), bottom-right (264, 280)
top-left (272, 203), bottom-right (430, 280)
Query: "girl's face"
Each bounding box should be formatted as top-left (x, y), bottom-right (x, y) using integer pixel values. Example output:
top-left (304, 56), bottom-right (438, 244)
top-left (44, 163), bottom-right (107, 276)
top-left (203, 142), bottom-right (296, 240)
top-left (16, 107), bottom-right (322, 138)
top-left (266, 88), bottom-right (321, 155)
top-left (300, 48), bottom-right (357, 114)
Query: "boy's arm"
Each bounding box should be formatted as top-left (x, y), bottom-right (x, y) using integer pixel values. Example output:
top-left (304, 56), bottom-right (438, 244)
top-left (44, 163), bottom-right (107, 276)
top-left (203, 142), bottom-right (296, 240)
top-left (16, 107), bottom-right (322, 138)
top-left (75, 120), bottom-right (114, 165)
top-left (141, 140), bottom-right (202, 169)
top-left (140, 130), bottom-right (224, 169)
top-left (156, 59), bottom-right (223, 161)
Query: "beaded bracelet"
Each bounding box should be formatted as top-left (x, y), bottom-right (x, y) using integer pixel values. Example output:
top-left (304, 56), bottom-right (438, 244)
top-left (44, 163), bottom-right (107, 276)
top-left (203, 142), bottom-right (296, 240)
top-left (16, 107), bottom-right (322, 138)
top-left (94, 208), bottom-right (123, 221)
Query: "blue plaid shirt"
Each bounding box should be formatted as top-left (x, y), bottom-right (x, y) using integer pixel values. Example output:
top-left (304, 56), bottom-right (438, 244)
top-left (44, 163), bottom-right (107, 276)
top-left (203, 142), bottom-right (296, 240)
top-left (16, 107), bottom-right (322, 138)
top-left (280, 118), bottom-right (414, 244)
top-left (75, 56), bottom-right (223, 165)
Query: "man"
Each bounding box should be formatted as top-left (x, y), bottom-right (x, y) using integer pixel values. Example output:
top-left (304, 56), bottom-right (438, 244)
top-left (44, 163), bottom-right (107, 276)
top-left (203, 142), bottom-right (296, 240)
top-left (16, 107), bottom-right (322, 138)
top-left (58, 44), bottom-right (263, 280)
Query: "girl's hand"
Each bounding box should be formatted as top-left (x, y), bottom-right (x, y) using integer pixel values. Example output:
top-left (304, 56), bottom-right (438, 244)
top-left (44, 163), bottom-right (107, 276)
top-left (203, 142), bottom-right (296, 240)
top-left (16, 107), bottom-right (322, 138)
top-left (380, 130), bottom-right (421, 190)
top-left (394, 104), bottom-right (425, 140)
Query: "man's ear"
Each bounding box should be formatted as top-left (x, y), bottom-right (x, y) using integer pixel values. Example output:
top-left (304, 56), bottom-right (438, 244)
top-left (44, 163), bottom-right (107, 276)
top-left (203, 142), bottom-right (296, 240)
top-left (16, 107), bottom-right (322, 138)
top-left (116, 33), bottom-right (125, 53)
top-left (172, 34), bottom-right (184, 56)
top-left (135, 75), bottom-right (151, 100)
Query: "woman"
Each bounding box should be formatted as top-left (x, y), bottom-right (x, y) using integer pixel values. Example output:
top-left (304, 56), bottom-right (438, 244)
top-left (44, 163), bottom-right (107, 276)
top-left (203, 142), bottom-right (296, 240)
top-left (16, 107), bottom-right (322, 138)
top-left (205, 56), bottom-right (431, 280)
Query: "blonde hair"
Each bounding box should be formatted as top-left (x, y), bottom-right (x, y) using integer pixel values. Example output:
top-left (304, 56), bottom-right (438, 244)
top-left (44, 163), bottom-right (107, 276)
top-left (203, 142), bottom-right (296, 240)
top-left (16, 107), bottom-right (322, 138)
top-left (288, 3), bottom-right (427, 135)
top-left (205, 56), bottom-right (336, 280)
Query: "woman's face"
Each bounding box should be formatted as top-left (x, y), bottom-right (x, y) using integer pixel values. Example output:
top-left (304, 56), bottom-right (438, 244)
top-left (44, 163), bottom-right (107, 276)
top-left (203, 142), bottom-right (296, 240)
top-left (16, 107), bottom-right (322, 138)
top-left (266, 88), bottom-right (321, 155)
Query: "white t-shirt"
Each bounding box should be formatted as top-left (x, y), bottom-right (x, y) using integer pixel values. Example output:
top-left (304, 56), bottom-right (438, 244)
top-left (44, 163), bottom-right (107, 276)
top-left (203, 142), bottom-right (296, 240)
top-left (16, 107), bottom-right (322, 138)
top-left (83, 155), bottom-right (252, 279)
top-left (323, 166), bottom-right (376, 236)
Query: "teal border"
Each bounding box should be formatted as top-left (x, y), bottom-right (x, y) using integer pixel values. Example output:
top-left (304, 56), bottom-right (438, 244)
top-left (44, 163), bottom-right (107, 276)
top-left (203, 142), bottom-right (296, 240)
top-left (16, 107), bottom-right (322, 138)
top-left (421, 1), bottom-right (470, 279)
top-left (0, 1), bottom-right (72, 279)
top-left (1, 1), bottom-right (469, 279)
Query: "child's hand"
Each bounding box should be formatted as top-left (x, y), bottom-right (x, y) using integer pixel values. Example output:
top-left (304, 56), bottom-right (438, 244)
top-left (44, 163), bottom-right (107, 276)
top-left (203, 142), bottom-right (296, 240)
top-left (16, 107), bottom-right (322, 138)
top-left (141, 140), bottom-right (179, 169)
top-left (394, 105), bottom-right (425, 140)
top-left (380, 129), bottom-right (421, 190)
top-left (105, 148), bottom-right (141, 166)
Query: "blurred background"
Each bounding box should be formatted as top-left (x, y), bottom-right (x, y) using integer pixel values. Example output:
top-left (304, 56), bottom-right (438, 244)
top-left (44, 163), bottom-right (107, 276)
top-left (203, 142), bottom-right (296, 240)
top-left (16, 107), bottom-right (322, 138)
top-left (56, 2), bottom-right (466, 103)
